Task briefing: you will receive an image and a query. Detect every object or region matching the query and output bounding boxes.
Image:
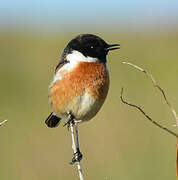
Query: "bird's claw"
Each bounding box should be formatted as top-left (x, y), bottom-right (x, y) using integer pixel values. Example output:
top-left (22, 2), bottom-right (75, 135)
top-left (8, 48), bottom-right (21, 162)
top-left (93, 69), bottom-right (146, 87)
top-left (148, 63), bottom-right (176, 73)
top-left (70, 149), bottom-right (83, 165)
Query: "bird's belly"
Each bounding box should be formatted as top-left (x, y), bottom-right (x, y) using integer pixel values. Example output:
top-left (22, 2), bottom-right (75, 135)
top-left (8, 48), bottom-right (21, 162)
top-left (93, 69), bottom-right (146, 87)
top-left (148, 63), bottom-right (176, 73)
top-left (68, 91), bottom-right (103, 121)
top-left (50, 89), bottom-right (106, 122)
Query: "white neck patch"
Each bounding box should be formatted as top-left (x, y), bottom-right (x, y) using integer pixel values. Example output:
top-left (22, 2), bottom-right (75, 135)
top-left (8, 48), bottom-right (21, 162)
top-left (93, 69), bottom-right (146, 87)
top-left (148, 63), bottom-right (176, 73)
top-left (66, 50), bottom-right (99, 63)
top-left (51, 50), bottom-right (100, 86)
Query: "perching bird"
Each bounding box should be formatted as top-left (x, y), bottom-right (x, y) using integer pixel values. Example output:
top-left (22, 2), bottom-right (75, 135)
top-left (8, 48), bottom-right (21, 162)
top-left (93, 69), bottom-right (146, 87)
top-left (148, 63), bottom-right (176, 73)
top-left (45, 34), bottom-right (119, 163)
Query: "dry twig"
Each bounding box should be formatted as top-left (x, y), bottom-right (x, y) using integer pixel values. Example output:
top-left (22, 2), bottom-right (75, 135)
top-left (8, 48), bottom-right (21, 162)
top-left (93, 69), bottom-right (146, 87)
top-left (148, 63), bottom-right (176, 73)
top-left (120, 87), bottom-right (178, 138)
top-left (0, 120), bottom-right (7, 126)
top-left (122, 62), bottom-right (178, 179)
top-left (122, 62), bottom-right (178, 126)
top-left (70, 123), bottom-right (84, 180)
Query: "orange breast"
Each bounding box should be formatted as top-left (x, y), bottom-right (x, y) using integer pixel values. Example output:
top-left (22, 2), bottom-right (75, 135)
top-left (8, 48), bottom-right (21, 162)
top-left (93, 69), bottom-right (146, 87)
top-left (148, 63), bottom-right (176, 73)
top-left (49, 61), bottom-right (109, 120)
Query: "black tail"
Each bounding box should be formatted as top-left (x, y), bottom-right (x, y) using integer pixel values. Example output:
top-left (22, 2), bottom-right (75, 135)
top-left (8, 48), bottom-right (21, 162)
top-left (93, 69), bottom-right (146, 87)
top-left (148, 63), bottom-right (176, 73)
top-left (45, 113), bottom-right (61, 128)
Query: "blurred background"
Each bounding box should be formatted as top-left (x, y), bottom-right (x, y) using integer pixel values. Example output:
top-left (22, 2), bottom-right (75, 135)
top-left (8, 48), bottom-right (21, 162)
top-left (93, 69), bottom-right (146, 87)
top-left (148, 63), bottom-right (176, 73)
top-left (0, 0), bottom-right (178, 179)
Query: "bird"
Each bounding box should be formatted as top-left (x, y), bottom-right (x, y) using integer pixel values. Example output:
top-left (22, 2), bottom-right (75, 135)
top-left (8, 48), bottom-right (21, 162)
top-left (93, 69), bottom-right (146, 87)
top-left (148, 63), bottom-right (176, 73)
top-left (45, 34), bottom-right (120, 163)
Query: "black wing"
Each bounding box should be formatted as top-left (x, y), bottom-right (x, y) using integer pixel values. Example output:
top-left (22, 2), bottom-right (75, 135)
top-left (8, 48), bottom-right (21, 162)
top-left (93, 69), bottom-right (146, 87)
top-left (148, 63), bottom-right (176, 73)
top-left (55, 47), bottom-right (70, 74)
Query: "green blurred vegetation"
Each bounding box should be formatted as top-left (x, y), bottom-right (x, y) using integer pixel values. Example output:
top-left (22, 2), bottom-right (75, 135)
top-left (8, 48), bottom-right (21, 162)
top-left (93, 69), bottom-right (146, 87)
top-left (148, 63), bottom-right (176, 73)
top-left (0, 29), bottom-right (178, 180)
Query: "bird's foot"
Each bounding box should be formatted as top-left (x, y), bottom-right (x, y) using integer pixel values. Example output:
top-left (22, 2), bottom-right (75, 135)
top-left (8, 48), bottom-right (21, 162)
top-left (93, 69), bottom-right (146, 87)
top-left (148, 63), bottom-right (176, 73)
top-left (63, 113), bottom-right (75, 129)
top-left (70, 148), bottom-right (83, 165)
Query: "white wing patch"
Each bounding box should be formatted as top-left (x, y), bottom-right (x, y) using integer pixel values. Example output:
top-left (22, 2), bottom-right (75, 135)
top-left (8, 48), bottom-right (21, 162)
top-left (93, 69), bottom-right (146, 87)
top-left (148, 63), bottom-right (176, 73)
top-left (52, 60), bottom-right (78, 83)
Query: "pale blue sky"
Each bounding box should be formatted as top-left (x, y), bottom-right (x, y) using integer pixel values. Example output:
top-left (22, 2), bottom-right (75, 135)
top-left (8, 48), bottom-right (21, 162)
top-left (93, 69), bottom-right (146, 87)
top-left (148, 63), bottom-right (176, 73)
top-left (0, 0), bottom-right (178, 31)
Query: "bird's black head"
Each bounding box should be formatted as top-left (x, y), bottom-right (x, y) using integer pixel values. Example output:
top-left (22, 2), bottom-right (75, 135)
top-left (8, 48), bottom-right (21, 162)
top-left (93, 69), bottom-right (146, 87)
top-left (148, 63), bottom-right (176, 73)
top-left (63, 34), bottom-right (120, 63)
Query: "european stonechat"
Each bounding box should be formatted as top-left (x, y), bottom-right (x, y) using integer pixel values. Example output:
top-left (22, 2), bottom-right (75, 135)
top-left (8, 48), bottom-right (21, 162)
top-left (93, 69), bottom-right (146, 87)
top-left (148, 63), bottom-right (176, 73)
top-left (45, 34), bottom-right (120, 128)
top-left (45, 34), bottom-right (119, 164)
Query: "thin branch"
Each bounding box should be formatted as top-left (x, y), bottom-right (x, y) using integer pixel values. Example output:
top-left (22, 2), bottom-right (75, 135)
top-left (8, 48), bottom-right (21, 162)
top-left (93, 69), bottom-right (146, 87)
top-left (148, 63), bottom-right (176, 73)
top-left (0, 120), bottom-right (7, 126)
top-left (70, 123), bottom-right (84, 180)
top-left (122, 61), bottom-right (178, 126)
top-left (120, 87), bottom-right (178, 138)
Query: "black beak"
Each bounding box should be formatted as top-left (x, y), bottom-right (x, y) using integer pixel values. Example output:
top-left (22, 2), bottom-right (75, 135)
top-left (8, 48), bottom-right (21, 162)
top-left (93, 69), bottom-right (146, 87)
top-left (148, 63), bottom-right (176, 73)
top-left (106, 44), bottom-right (120, 51)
